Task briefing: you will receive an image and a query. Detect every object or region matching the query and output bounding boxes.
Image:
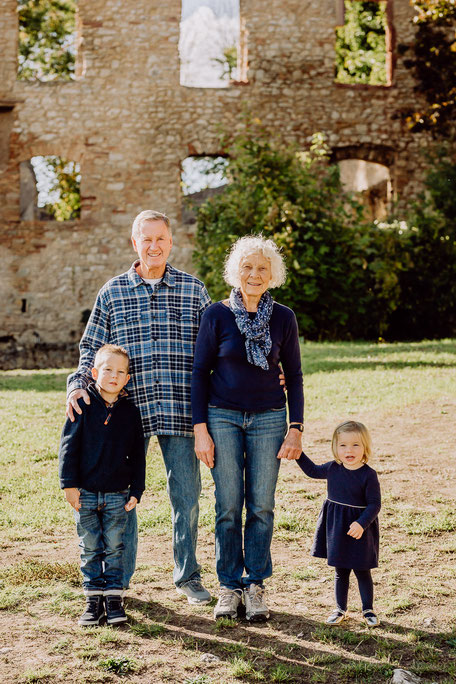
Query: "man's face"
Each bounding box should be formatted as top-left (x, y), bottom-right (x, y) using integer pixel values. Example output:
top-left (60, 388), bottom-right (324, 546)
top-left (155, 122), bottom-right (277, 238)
top-left (132, 219), bottom-right (173, 277)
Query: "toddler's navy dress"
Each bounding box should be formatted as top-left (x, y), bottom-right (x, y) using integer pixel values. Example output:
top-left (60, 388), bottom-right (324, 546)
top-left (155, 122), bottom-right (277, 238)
top-left (297, 453), bottom-right (381, 570)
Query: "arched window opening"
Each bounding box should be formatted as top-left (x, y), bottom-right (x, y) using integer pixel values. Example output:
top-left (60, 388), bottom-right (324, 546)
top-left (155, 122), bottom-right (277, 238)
top-left (17, 0), bottom-right (77, 81)
top-left (179, 0), bottom-right (244, 88)
top-left (20, 156), bottom-right (81, 221)
top-left (339, 159), bottom-right (391, 220)
top-left (335, 1), bottom-right (391, 86)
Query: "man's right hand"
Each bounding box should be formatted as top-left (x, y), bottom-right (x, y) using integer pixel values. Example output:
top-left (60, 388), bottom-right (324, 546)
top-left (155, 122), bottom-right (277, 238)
top-left (66, 389), bottom-right (90, 421)
top-left (64, 487), bottom-right (81, 511)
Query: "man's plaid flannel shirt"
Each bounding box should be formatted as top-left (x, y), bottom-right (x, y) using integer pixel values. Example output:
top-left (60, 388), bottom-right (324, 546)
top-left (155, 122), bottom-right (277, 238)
top-left (68, 262), bottom-right (211, 437)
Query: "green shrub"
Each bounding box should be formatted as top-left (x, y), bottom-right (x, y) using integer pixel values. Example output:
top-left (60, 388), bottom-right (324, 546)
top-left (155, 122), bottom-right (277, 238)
top-left (193, 121), bottom-right (407, 340)
top-left (193, 121), bottom-right (456, 341)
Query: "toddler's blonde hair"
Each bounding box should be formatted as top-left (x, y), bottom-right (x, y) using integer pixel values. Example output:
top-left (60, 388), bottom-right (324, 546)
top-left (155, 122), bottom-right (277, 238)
top-left (331, 420), bottom-right (372, 464)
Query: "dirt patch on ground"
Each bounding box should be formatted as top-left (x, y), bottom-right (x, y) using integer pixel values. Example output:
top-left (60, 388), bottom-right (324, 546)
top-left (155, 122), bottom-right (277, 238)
top-left (0, 398), bottom-right (455, 683)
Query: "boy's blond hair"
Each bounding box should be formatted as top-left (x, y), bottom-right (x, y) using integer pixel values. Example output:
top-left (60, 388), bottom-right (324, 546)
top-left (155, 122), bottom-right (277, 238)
top-left (94, 344), bottom-right (130, 372)
top-left (331, 420), bottom-right (372, 464)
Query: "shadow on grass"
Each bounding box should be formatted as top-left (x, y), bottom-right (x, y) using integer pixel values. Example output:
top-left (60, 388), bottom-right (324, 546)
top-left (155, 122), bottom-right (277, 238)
top-left (122, 596), bottom-right (456, 682)
top-left (0, 370), bottom-right (69, 392)
top-left (301, 339), bottom-right (456, 374)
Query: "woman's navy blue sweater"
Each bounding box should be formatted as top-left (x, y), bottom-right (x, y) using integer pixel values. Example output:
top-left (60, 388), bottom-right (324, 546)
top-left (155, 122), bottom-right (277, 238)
top-left (58, 384), bottom-right (146, 501)
top-left (191, 300), bottom-right (304, 424)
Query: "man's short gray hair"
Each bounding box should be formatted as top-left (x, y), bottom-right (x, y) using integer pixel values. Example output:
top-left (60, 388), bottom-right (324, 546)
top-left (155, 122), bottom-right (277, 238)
top-left (132, 210), bottom-right (171, 237)
top-left (224, 235), bottom-right (287, 289)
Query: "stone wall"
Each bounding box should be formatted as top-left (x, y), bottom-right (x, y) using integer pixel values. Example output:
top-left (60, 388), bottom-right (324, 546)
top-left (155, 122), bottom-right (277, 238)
top-left (0, 0), bottom-right (431, 368)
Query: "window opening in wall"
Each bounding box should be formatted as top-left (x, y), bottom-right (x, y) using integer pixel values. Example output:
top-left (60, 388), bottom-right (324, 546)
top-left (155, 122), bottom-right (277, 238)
top-left (179, 0), bottom-right (241, 88)
top-left (181, 155), bottom-right (228, 226)
top-left (339, 158), bottom-right (391, 220)
top-left (21, 299), bottom-right (27, 313)
top-left (20, 156), bottom-right (81, 221)
top-left (17, 0), bottom-right (77, 81)
top-left (181, 156), bottom-right (228, 195)
top-left (335, 1), bottom-right (388, 86)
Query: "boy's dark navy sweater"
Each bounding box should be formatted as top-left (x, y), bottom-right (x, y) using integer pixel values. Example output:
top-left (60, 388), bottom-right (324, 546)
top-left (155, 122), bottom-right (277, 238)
top-left (58, 383), bottom-right (146, 501)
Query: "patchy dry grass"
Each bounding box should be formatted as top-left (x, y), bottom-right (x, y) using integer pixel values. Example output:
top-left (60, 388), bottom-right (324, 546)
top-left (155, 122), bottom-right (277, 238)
top-left (0, 340), bottom-right (455, 682)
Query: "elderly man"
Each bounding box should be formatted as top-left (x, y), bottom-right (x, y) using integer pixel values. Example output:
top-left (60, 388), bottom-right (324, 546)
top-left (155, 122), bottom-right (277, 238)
top-left (66, 210), bottom-right (212, 605)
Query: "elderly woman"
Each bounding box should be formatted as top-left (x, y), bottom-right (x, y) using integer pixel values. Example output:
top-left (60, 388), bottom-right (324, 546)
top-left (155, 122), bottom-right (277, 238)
top-left (191, 235), bottom-right (304, 621)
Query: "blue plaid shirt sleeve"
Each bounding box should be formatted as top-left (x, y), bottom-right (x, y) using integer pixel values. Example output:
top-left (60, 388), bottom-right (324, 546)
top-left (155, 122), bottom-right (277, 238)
top-left (68, 263), bottom-right (212, 437)
top-left (67, 288), bottom-right (111, 393)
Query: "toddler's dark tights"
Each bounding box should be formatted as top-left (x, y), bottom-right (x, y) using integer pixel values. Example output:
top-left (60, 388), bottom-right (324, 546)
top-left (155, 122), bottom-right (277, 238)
top-left (334, 567), bottom-right (373, 612)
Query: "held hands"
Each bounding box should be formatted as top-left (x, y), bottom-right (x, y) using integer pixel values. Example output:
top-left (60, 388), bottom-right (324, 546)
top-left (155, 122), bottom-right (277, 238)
top-left (64, 487), bottom-right (81, 511)
top-left (347, 521), bottom-right (364, 539)
top-left (277, 428), bottom-right (302, 460)
top-left (194, 423), bottom-right (215, 469)
top-left (125, 496), bottom-right (138, 512)
top-left (66, 389), bottom-right (90, 422)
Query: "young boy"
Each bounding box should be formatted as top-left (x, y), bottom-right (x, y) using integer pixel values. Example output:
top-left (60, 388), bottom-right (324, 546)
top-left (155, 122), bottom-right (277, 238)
top-left (59, 344), bottom-right (146, 627)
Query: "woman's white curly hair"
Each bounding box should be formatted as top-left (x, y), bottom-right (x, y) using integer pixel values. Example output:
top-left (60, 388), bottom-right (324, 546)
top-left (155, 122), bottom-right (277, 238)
top-left (223, 235), bottom-right (287, 289)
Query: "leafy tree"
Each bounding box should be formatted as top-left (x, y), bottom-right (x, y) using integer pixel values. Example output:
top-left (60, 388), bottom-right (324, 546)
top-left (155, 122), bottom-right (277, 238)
top-left (399, 0), bottom-right (456, 135)
top-left (43, 156), bottom-right (81, 220)
top-left (193, 121), bottom-right (405, 340)
top-left (387, 143), bottom-right (456, 339)
top-left (18, 0), bottom-right (76, 81)
top-left (335, 1), bottom-right (387, 85)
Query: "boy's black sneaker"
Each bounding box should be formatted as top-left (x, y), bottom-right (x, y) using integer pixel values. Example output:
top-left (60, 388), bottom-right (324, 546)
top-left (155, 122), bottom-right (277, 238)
top-left (105, 594), bottom-right (128, 624)
top-left (78, 594), bottom-right (104, 627)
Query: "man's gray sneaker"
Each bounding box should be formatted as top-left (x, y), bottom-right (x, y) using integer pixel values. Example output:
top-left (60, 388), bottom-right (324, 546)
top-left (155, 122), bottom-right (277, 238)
top-left (214, 587), bottom-right (243, 619)
top-left (176, 579), bottom-right (211, 605)
top-left (244, 584), bottom-right (269, 622)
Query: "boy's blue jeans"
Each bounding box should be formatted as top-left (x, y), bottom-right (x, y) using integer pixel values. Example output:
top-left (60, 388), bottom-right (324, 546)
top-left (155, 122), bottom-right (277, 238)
top-left (74, 488), bottom-right (129, 593)
top-left (207, 406), bottom-right (287, 590)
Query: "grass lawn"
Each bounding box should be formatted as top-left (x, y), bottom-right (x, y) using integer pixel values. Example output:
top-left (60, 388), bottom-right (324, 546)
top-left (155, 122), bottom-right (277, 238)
top-left (0, 339), bottom-right (455, 683)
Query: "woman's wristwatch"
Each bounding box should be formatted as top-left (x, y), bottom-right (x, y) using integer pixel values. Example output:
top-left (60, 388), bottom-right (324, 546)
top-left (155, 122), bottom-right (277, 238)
top-left (288, 422), bottom-right (304, 432)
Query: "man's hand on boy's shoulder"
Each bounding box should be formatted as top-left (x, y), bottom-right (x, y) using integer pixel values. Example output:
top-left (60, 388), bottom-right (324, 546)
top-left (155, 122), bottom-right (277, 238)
top-left (66, 389), bottom-right (91, 422)
top-left (125, 496), bottom-right (138, 512)
top-left (64, 487), bottom-right (81, 511)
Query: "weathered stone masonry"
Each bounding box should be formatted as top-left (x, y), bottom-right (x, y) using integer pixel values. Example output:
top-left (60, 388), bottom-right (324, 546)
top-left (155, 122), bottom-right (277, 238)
top-left (0, 0), bottom-right (429, 368)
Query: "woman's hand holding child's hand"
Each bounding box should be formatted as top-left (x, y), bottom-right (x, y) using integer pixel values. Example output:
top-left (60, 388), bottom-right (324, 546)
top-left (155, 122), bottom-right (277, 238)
top-left (125, 496), bottom-right (138, 512)
top-left (347, 521), bottom-right (364, 539)
top-left (64, 487), bottom-right (81, 511)
top-left (277, 427), bottom-right (302, 460)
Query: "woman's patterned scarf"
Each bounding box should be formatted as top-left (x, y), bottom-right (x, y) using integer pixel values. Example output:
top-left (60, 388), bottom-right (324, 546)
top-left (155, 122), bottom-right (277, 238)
top-left (229, 288), bottom-right (273, 371)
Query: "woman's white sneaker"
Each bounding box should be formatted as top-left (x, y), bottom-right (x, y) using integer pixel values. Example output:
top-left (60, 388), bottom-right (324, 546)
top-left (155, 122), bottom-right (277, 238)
top-left (214, 587), bottom-right (243, 619)
top-left (244, 584), bottom-right (269, 622)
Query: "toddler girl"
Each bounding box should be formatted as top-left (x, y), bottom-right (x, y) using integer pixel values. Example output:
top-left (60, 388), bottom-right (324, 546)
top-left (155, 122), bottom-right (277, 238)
top-left (297, 420), bottom-right (381, 627)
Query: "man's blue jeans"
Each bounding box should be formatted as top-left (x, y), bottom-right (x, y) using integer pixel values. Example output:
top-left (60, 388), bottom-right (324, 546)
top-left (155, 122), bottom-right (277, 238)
top-left (122, 435), bottom-right (201, 588)
top-left (207, 406), bottom-right (287, 590)
top-left (74, 488), bottom-right (129, 593)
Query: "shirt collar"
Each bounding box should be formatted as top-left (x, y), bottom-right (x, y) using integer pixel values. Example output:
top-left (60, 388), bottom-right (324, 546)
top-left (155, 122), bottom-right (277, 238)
top-left (127, 261), bottom-right (176, 289)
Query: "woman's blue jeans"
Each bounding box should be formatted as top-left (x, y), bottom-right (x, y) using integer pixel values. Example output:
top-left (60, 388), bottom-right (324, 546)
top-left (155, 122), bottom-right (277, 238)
top-left (74, 488), bottom-right (129, 593)
top-left (207, 406), bottom-right (287, 590)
